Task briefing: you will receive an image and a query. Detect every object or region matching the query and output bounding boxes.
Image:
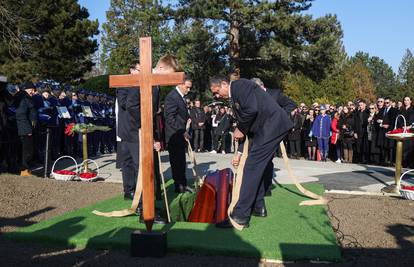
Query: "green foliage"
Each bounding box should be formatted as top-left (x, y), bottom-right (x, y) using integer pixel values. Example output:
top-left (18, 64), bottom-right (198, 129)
top-left (101, 0), bottom-right (345, 95)
top-left (80, 75), bottom-right (112, 95)
top-left (283, 59), bottom-right (377, 105)
top-left (351, 52), bottom-right (398, 99)
top-left (397, 49), bottom-right (414, 100)
top-left (100, 0), bottom-right (171, 74)
top-left (0, 0), bottom-right (99, 83)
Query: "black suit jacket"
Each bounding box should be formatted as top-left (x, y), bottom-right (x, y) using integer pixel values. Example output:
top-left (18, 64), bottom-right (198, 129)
top-left (164, 88), bottom-right (189, 143)
top-left (354, 108), bottom-right (370, 136)
top-left (230, 79), bottom-right (293, 144)
top-left (267, 88), bottom-right (297, 114)
top-left (117, 87), bottom-right (160, 143)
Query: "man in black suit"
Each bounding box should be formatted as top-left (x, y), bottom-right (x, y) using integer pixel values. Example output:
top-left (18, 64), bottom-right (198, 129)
top-left (15, 82), bottom-right (38, 176)
top-left (378, 97), bottom-right (397, 165)
top-left (190, 100), bottom-right (206, 152)
top-left (251, 78), bottom-right (297, 196)
top-left (210, 75), bottom-right (293, 229)
top-left (164, 75), bottom-right (192, 193)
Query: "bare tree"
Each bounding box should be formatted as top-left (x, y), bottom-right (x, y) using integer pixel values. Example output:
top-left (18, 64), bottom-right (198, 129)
top-left (0, 2), bottom-right (24, 57)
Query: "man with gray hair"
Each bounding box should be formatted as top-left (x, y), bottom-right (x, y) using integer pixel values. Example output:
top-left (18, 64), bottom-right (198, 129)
top-left (251, 77), bottom-right (297, 196)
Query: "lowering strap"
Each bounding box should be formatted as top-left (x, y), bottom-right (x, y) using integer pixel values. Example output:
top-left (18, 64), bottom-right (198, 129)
top-left (93, 130), bottom-right (144, 217)
top-left (228, 138), bottom-right (327, 231)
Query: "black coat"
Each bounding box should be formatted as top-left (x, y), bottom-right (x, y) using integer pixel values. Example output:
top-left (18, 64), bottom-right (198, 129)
top-left (230, 79), bottom-right (293, 144)
top-left (376, 107), bottom-right (398, 149)
top-left (15, 91), bottom-right (37, 136)
top-left (117, 87), bottom-right (160, 143)
top-left (267, 88), bottom-right (297, 114)
top-left (164, 88), bottom-right (189, 143)
top-left (190, 107), bottom-right (206, 130)
top-left (216, 113), bottom-right (232, 135)
top-left (288, 113), bottom-right (303, 141)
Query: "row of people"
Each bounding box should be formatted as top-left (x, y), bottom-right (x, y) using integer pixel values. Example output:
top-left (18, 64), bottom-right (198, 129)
top-left (0, 81), bottom-right (116, 175)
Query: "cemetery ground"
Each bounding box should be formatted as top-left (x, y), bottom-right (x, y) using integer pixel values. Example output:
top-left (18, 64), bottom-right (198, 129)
top-left (0, 153), bottom-right (413, 266)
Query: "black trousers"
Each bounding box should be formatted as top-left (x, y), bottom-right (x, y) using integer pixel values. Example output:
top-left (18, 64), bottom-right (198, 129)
top-left (167, 134), bottom-right (187, 187)
top-left (289, 139), bottom-right (301, 157)
top-left (119, 141), bottom-right (139, 195)
top-left (232, 134), bottom-right (285, 220)
top-left (193, 129), bottom-right (204, 151)
top-left (20, 135), bottom-right (33, 171)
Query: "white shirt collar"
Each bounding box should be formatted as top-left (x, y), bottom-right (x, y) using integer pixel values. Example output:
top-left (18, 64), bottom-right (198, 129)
top-left (176, 86), bottom-right (185, 98)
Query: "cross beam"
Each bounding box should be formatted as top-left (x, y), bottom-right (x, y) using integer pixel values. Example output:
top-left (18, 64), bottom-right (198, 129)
top-left (109, 37), bottom-right (184, 231)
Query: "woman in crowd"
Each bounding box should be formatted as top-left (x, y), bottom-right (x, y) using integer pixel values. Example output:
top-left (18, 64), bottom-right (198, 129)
top-left (303, 109), bottom-right (317, 160)
top-left (312, 105), bottom-right (331, 162)
top-left (399, 96), bottom-right (414, 167)
top-left (367, 104), bottom-right (380, 164)
top-left (340, 106), bottom-right (355, 163)
top-left (331, 112), bottom-right (341, 163)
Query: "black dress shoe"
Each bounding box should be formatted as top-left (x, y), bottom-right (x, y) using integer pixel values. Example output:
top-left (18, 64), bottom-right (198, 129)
top-left (124, 192), bottom-right (134, 200)
top-left (139, 213), bottom-right (167, 225)
top-left (216, 215), bottom-right (249, 229)
top-left (252, 206), bottom-right (267, 217)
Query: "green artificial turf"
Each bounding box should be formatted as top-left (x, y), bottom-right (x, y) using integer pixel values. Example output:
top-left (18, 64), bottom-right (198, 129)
top-left (5, 183), bottom-right (341, 262)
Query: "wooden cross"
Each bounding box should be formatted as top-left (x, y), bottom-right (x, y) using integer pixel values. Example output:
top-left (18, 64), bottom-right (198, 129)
top-left (110, 37), bottom-right (184, 231)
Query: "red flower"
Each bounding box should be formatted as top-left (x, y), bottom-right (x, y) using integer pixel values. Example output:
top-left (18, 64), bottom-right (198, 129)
top-left (54, 170), bottom-right (76, 175)
top-left (65, 123), bottom-right (75, 136)
top-left (387, 128), bottom-right (414, 135)
top-left (402, 185), bottom-right (414, 191)
top-left (80, 172), bottom-right (97, 179)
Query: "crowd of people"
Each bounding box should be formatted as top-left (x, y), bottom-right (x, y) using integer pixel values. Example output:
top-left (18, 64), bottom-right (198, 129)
top-left (0, 80), bottom-right (116, 175)
top-left (183, 88), bottom-right (414, 169)
top-left (2, 74), bottom-right (414, 178)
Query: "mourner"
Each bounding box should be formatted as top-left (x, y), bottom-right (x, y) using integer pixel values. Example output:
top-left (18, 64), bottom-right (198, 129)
top-left (164, 74), bottom-right (192, 193)
top-left (209, 75), bottom-right (293, 229)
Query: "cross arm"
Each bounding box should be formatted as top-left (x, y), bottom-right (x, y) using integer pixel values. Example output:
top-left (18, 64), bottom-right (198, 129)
top-left (109, 72), bottom-right (185, 88)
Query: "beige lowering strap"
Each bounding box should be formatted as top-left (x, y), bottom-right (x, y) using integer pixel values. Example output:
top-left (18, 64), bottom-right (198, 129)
top-left (227, 138), bottom-right (327, 231)
top-left (92, 131), bottom-right (144, 217)
top-left (186, 139), bottom-right (203, 188)
top-left (279, 142), bottom-right (327, 206)
top-left (158, 151), bottom-right (171, 223)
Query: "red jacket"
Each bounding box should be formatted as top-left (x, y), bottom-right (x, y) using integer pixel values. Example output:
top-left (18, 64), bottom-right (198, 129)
top-left (331, 118), bottom-right (340, 144)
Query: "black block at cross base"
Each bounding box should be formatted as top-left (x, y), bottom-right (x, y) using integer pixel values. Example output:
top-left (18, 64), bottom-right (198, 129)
top-left (130, 230), bottom-right (167, 257)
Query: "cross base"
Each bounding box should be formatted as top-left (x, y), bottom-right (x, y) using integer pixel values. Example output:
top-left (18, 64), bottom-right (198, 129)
top-left (130, 230), bottom-right (167, 257)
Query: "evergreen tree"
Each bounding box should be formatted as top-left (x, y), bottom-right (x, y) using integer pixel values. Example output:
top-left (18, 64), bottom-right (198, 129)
top-left (167, 20), bottom-right (224, 99)
top-left (397, 49), bottom-right (414, 99)
top-left (174, 0), bottom-right (344, 86)
top-left (101, 0), bottom-right (171, 74)
top-left (0, 0), bottom-right (99, 83)
top-left (352, 52), bottom-right (398, 99)
top-left (344, 60), bottom-right (376, 103)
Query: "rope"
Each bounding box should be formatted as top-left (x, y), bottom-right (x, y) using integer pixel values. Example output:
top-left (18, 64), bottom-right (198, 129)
top-left (186, 139), bottom-right (203, 189)
top-left (227, 137), bottom-right (327, 231)
top-left (158, 151), bottom-right (171, 223)
top-left (92, 130), bottom-right (143, 217)
top-left (279, 142), bottom-right (328, 206)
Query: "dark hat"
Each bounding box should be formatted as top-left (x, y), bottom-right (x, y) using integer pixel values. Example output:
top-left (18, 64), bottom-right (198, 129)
top-left (20, 81), bottom-right (35, 90)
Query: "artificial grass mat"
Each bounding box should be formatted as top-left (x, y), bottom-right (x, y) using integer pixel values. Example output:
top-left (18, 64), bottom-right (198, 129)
top-left (5, 183), bottom-right (341, 262)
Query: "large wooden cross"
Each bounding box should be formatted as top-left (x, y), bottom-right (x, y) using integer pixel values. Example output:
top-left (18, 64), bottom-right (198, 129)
top-left (110, 37), bottom-right (184, 231)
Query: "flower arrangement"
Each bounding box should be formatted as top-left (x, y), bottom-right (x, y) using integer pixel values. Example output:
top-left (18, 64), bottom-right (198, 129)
top-left (401, 185), bottom-right (414, 191)
top-left (386, 128), bottom-right (414, 135)
top-left (65, 123), bottom-right (111, 136)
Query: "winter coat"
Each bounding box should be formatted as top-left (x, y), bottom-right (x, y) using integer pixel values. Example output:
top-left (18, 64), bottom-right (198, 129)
top-left (311, 114), bottom-right (331, 139)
